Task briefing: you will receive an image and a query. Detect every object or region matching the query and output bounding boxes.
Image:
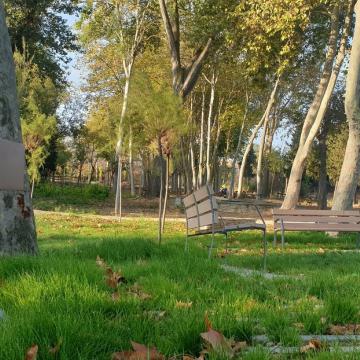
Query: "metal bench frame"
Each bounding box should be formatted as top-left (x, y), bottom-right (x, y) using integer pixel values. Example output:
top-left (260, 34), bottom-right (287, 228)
top-left (183, 184), bottom-right (267, 269)
top-left (273, 209), bottom-right (360, 249)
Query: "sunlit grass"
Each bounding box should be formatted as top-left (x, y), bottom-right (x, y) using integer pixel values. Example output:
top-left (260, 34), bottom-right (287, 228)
top-left (1, 213), bottom-right (360, 359)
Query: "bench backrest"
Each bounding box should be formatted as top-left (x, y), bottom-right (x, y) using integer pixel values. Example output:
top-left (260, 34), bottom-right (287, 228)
top-left (183, 185), bottom-right (218, 231)
top-left (273, 209), bottom-right (360, 226)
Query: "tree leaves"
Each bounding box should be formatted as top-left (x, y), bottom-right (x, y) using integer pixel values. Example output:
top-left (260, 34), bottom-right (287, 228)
top-left (25, 345), bottom-right (38, 360)
top-left (112, 341), bottom-right (165, 360)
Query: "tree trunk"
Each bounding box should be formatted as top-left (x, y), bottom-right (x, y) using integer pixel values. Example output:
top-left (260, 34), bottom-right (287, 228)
top-left (0, 3), bottom-right (37, 255)
top-left (198, 88), bottom-right (205, 188)
top-left (228, 93), bottom-right (248, 199)
top-left (256, 77), bottom-right (280, 199)
top-left (237, 114), bottom-right (266, 198)
top-left (158, 137), bottom-right (164, 244)
top-left (161, 155), bottom-right (170, 232)
top-left (206, 72), bottom-right (216, 184)
top-left (332, 1), bottom-right (360, 210)
top-left (129, 126), bottom-right (135, 196)
top-left (317, 131), bottom-right (328, 209)
top-left (115, 71), bottom-right (131, 218)
top-left (282, 2), bottom-right (353, 209)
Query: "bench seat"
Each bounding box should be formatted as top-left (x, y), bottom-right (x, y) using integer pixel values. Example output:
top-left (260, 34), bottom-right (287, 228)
top-left (273, 209), bottom-right (360, 248)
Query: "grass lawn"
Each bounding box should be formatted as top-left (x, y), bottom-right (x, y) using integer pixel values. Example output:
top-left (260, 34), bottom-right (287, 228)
top-left (2, 213), bottom-right (360, 359)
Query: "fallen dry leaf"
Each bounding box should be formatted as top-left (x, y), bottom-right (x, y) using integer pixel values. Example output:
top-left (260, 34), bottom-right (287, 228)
top-left (112, 341), bottom-right (164, 360)
top-left (329, 324), bottom-right (360, 335)
top-left (128, 284), bottom-right (151, 300)
top-left (300, 339), bottom-right (322, 353)
top-left (106, 268), bottom-right (126, 289)
top-left (25, 345), bottom-right (38, 360)
top-left (175, 301), bottom-right (192, 309)
top-left (200, 314), bottom-right (246, 358)
top-left (49, 337), bottom-right (63, 355)
top-left (112, 291), bottom-right (121, 301)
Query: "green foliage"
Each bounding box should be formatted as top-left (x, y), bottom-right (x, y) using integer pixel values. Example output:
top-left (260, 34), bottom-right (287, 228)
top-left (34, 182), bottom-right (110, 201)
top-left (4, 0), bottom-right (80, 86)
top-left (14, 50), bottom-right (58, 184)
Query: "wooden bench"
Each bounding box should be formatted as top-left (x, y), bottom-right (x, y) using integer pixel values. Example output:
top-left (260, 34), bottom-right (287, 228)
top-left (273, 209), bottom-right (360, 248)
top-left (183, 184), bottom-right (267, 268)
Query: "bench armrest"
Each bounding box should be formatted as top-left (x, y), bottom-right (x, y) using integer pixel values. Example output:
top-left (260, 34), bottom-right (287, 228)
top-left (254, 204), bottom-right (266, 226)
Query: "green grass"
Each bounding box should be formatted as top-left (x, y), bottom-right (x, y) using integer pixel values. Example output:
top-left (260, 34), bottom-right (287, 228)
top-left (1, 213), bottom-right (360, 359)
top-left (32, 182), bottom-right (112, 214)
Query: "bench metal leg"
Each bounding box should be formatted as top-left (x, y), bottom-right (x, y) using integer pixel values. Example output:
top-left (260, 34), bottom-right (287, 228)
top-left (281, 220), bottom-right (285, 250)
top-left (208, 232), bottom-right (215, 259)
top-left (273, 230), bottom-right (277, 246)
top-left (263, 229), bottom-right (267, 272)
top-left (185, 233), bottom-right (189, 252)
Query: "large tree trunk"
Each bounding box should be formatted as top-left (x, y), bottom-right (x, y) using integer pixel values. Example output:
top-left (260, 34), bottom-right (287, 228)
top-left (0, 3), bottom-right (37, 255)
top-left (332, 1), bottom-right (360, 210)
top-left (282, 2), bottom-right (353, 209)
top-left (256, 77), bottom-right (280, 199)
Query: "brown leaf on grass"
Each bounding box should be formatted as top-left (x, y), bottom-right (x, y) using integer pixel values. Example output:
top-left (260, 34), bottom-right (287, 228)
top-left (106, 268), bottom-right (127, 289)
top-left (112, 341), bottom-right (164, 360)
top-left (25, 345), bottom-right (38, 360)
top-left (112, 291), bottom-right (120, 301)
top-left (49, 337), bottom-right (63, 355)
top-left (300, 339), bottom-right (322, 353)
top-left (128, 284), bottom-right (151, 300)
top-left (96, 255), bottom-right (108, 269)
top-left (329, 324), bottom-right (360, 335)
top-left (200, 314), bottom-right (246, 358)
top-left (182, 355), bottom-right (205, 360)
top-left (175, 301), bottom-right (192, 309)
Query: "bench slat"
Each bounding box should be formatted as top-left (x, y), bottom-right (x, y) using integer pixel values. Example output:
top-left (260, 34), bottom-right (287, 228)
top-left (274, 216), bottom-right (360, 224)
top-left (197, 197), bottom-right (218, 215)
top-left (183, 194), bottom-right (195, 208)
top-left (274, 223), bottom-right (360, 232)
top-left (273, 209), bottom-right (360, 217)
top-left (187, 212), bottom-right (218, 229)
top-left (193, 185), bottom-right (213, 202)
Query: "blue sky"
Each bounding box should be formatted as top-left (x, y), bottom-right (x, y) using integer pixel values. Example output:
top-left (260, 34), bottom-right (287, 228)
top-left (63, 14), bottom-right (82, 87)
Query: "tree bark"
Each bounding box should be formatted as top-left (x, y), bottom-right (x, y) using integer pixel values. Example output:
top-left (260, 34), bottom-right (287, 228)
top-left (228, 92), bottom-right (248, 199)
top-left (205, 72), bottom-right (217, 184)
top-left (256, 77), bottom-right (280, 199)
top-left (158, 137), bottom-right (164, 244)
top-left (237, 114), bottom-right (266, 198)
top-left (282, 2), bottom-right (353, 209)
top-left (158, 0), bottom-right (212, 99)
top-left (317, 133), bottom-right (328, 209)
top-left (332, 1), bottom-right (360, 210)
top-left (0, 2), bottom-right (37, 255)
top-left (129, 126), bottom-right (135, 196)
top-left (161, 155), bottom-right (170, 232)
top-left (197, 88), bottom-right (205, 188)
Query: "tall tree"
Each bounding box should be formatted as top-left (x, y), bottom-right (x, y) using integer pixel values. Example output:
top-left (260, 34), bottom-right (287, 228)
top-left (0, 1), bottom-right (37, 254)
top-left (332, 0), bottom-right (360, 210)
top-left (282, 0), bottom-right (355, 209)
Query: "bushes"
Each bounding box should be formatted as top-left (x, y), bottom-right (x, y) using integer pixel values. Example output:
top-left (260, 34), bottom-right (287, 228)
top-left (34, 182), bottom-right (110, 202)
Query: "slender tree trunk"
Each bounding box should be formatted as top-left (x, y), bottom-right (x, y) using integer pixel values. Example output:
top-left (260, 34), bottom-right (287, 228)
top-left (0, 3), bottom-right (37, 255)
top-left (282, 2), bottom-right (353, 209)
top-left (210, 121), bottom-right (221, 184)
top-left (317, 142), bottom-right (328, 209)
top-left (332, 1), bottom-right (360, 210)
top-left (161, 155), bottom-right (170, 232)
top-left (158, 137), bottom-right (164, 244)
top-left (31, 179), bottom-right (35, 199)
top-left (256, 77), bottom-right (280, 199)
top-left (198, 88), bottom-right (205, 188)
top-left (115, 71), bottom-right (131, 218)
top-left (129, 126), bottom-right (135, 196)
top-left (206, 72), bottom-right (216, 184)
top-left (228, 94), bottom-right (248, 199)
top-left (237, 114), bottom-right (266, 198)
